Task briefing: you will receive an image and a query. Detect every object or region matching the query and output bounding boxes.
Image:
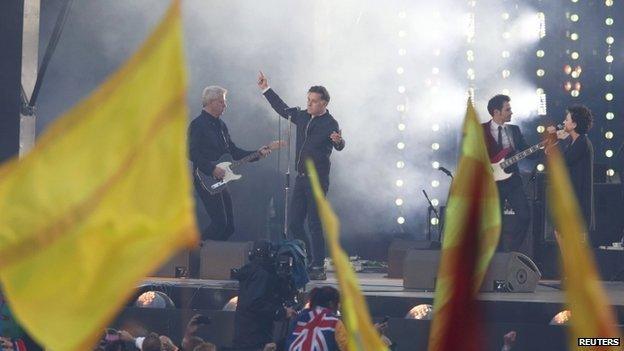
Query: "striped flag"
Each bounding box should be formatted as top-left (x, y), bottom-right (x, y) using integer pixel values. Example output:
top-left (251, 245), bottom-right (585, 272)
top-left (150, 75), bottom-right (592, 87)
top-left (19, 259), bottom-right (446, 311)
top-left (428, 100), bottom-right (501, 351)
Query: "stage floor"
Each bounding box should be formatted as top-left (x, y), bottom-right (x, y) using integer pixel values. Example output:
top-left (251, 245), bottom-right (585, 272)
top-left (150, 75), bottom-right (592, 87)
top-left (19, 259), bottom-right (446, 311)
top-left (142, 272), bottom-right (624, 307)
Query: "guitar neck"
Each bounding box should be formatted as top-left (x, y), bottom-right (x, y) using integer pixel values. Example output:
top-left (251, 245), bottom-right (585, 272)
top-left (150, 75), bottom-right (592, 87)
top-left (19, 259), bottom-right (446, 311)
top-left (500, 141), bottom-right (545, 168)
top-left (230, 151), bottom-right (261, 168)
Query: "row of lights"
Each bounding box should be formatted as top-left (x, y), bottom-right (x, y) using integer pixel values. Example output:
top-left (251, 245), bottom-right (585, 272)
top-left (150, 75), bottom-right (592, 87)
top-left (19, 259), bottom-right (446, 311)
top-left (602, 0), bottom-right (616, 174)
top-left (396, 10), bottom-right (407, 226)
top-left (564, 3), bottom-right (582, 98)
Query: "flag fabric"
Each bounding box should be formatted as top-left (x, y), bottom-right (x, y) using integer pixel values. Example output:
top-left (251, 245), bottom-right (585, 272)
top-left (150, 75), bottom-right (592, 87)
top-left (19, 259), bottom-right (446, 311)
top-left (0, 1), bottom-right (198, 350)
top-left (428, 100), bottom-right (501, 351)
top-left (287, 306), bottom-right (340, 351)
top-left (545, 144), bottom-right (620, 350)
top-left (306, 160), bottom-right (387, 351)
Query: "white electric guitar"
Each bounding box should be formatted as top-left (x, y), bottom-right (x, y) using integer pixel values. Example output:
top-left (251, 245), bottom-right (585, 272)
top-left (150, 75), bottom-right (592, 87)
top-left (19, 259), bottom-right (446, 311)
top-left (491, 140), bottom-right (548, 182)
top-left (196, 140), bottom-right (286, 194)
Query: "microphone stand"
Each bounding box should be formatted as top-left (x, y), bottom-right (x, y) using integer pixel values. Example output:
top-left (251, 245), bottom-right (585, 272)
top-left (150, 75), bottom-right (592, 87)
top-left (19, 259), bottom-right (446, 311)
top-left (283, 114), bottom-right (293, 240)
top-left (422, 189), bottom-right (440, 241)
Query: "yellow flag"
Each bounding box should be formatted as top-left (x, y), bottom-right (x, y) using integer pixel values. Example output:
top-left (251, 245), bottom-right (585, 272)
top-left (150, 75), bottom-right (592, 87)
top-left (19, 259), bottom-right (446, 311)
top-left (428, 100), bottom-right (501, 351)
top-left (0, 1), bottom-right (198, 350)
top-left (545, 143), bottom-right (620, 350)
top-left (306, 160), bottom-right (387, 351)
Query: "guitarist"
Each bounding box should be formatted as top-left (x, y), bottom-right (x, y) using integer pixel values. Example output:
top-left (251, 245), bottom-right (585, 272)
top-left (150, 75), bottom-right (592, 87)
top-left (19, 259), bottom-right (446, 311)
top-left (188, 86), bottom-right (271, 243)
top-left (258, 71), bottom-right (345, 280)
top-left (482, 94), bottom-right (539, 252)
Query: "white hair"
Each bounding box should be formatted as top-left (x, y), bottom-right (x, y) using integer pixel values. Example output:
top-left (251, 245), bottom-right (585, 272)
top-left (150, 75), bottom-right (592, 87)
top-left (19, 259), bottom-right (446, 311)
top-left (201, 85), bottom-right (227, 107)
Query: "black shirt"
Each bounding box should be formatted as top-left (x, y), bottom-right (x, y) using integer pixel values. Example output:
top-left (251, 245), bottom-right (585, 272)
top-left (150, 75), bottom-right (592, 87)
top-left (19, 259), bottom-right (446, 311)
top-left (263, 88), bottom-right (345, 177)
top-left (188, 110), bottom-right (256, 176)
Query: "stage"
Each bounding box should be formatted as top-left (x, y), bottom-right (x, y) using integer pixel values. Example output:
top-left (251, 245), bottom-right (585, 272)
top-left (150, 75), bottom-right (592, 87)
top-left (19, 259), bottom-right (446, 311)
top-left (108, 273), bottom-right (624, 351)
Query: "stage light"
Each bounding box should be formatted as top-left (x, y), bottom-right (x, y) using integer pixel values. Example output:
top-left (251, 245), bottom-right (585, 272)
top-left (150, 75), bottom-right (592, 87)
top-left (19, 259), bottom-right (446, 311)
top-left (398, 86), bottom-right (406, 93)
top-left (398, 123), bottom-right (406, 131)
top-left (397, 217), bottom-right (405, 224)
top-left (571, 90), bottom-right (579, 97)
top-left (536, 69), bottom-right (545, 77)
top-left (223, 296), bottom-right (238, 311)
top-left (571, 71), bottom-right (579, 79)
top-left (606, 150), bottom-right (614, 158)
top-left (501, 12), bottom-right (510, 20)
top-left (395, 198), bottom-right (404, 206)
top-left (135, 291), bottom-right (175, 309)
top-left (605, 74), bottom-right (614, 82)
top-left (431, 199), bottom-right (439, 206)
top-left (605, 131), bottom-right (614, 139)
top-left (606, 0), bottom-right (613, 6)
top-left (564, 65), bottom-right (572, 75)
top-left (571, 52), bottom-right (579, 60)
top-left (502, 89), bottom-right (510, 95)
top-left (538, 92), bottom-right (547, 116)
top-left (431, 143), bottom-right (440, 150)
top-left (571, 0), bottom-right (578, 3)
top-left (606, 36), bottom-right (614, 45)
top-left (432, 67), bottom-right (440, 75)
top-left (398, 30), bottom-right (407, 38)
top-left (606, 55), bottom-right (614, 63)
top-left (550, 310), bottom-right (571, 325)
top-left (537, 12), bottom-right (546, 38)
top-left (396, 179), bottom-right (404, 187)
top-left (537, 164), bottom-right (545, 172)
top-left (606, 112), bottom-right (614, 120)
top-left (398, 48), bottom-right (407, 56)
top-left (406, 304), bottom-right (433, 320)
top-left (501, 50), bottom-right (510, 58)
top-left (570, 14), bottom-right (579, 22)
top-left (397, 104), bottom-right (406, 112)
top-left (536, 50), bottom-right (545, 57)
top-left (605, 18), bottom-right (614, 26)
top-left (397, 142), bottom-right (405, 150)
top-left (537, 125), bottom-right (545, 133)
top-left (396, 67), bottom-right (405, 75)
top-left (607, 169), bottom-right (615, 177)
top-left (398, 11), bottom-right (407, 19)
top-left (570, 33), bottom-right (578, 41)
top-left (432, 161), bottom-right (440, 169)
top-left (431, 180), bottom-right (440, 188)
top-left (396, 161), bottom-right (405, 169)
top-left (564, 81), bottom-right (572, 91)
top-left (466, 50), bottom-right (475, 62)
top-left (502, 69), bottom-right (510, 78)
top-left (605, 93), bottom-right (614, 101)
top-left (431, 124), bottom-right (440, 131)
top-left (574, 82), bottom-right (581, 91)
top-left (431, 218), bottom-right (439, 225)
top-left (502, 32), bottom-right (511, 39)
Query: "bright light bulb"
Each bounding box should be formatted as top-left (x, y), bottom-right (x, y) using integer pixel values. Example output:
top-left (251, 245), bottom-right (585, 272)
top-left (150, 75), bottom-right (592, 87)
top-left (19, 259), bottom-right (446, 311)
top-left (431, 124), bottom-right (440, 131)
top-left (397, 142), bottom-right (405, 150)
top-left (431, 199), bottom-right (439, 206)
top-left (607, 169), bottom-right (615, 177)
top-left (398, 30), bottom-right (407, 38)
top-left (606, 150), bottom-right (614, 158)
top-left (606, 112), bottom-right (614, 120)
top-left (501, 12), bottom-right (510, 20)
top-left (432, 161), bottom-right (440, 169)
top-left (537, 164), bottom-right (545, 172)
top-left (606, 55), bottom-right (614, 63)
top-left (397, 217), bottom-right (405, 224)
top-left (431, 143), bottom-right (440, 150)
top-left (398, 48), bottom-right (407, 56)
top-left (571, 52), bottom-right (580, 60)
top-left (396, 179), bottom-right (404, 187)
top-left (606, 36), bottom-right (615, 45)
top-left (605, 131), bottom-right (614, 139)
top-left (606, 93), bottom-right (614, 101)
top-left (397, 104), bottom-right (406, 112)
top-left (606, 0), bottom-right (613, 6)
top-left (537, 69), bottom-right (545, 77)
top-left (431, 218), bottom-right (439, 225)
top-left (536, 50), bottom-right (545, 57)
top-left (570, 14), bottom-right (579, 22)
top-left (397, 67), bottom-right (405, 75)
top-left (502, 51), bottom-right (510, 58)
top-left (605, 74), bottom-right (614, 82)
top-left (431, 180), bottom-right (440, 187)
top-left (395, 198), bottom-right (404, 206)
top-left (398, 11), bottom-right (407, 19)
top-left (396, 161), bottom-right (405, 168)
top-left (571, 90), bottom-right (580, 97)
top-left (398, 86), bottom-right (406, 93)
top-left (605, 18), bottom-right (614, 26)
top-left (502, 70), bottom-right (511, 78)
top-left (398, 123), bottom-right (406, 131)
top-left (537, 125), bottom-right (545, 133)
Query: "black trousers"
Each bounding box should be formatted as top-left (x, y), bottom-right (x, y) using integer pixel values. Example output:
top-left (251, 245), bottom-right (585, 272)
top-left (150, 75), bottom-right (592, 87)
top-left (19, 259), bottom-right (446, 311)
top-left (289, 174), bottom-right (329, 267)
top-left (497, 174), bottom-right (531, 251)
top-left (194, 177), bottom-right (235, 241)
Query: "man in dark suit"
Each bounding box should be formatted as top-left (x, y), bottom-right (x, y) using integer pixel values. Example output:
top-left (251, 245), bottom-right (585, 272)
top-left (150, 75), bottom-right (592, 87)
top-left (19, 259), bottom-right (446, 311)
top-left (257, 71), bottom-right (345, 280)
top-left (482, 94), bottom-right (536, 251)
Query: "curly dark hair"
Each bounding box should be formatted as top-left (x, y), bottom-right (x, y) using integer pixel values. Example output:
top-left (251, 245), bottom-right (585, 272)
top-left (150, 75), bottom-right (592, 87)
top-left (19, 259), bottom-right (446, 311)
top-left (309, 286), bottom-right (339, 309)
top-left (567, 104), bottom-right (593, 134)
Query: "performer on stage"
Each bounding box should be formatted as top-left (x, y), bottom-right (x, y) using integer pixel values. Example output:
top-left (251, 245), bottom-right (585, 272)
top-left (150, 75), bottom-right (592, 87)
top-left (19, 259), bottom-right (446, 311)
top-left (257, 71), bottom-right (345, 280)
top-left (547, 105), bottom-right (595, 234)
top-left (188, 86), bottom-right (271, 242)
top-left (482, 94), bottom-right (537, 251)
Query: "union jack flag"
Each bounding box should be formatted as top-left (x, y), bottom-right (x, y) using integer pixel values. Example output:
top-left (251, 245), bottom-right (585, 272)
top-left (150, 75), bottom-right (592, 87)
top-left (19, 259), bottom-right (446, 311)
top-left (288, 307), bottom-right (339, 351)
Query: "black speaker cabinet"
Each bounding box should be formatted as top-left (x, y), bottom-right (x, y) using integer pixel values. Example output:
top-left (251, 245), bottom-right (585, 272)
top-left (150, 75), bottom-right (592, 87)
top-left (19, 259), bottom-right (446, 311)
top-left (403, 250), bottom-right (541, 292)
top-left (199, 240), bottom-right (253, 280)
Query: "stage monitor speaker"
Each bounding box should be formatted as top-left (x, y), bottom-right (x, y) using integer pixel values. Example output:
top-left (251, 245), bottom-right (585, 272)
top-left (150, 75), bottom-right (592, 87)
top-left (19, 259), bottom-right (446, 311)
top-left (387, 239), bottom-right (440, 278)
top-left (402, 250), bottom-right (541, 292)
top-left (152, 250), bottom-right (190, 278)
top-left (199, 240), bottom-right (253, 280)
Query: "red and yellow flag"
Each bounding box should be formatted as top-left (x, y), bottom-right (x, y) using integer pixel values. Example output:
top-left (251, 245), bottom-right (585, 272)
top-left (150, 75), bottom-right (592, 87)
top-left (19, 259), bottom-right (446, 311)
top-left (0, 1), bottom-right (198, 350)
top-left (545, 143), bottom-right (620, 350)
top-left (428, 100), bottom-right (501, 351)
top-left (306, 160), bottom-right (387, 351)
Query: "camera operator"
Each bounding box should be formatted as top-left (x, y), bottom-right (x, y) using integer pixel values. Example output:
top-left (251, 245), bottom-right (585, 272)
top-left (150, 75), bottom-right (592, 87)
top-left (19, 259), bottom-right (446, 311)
top-left (232, 240), bottom-right (296, 351)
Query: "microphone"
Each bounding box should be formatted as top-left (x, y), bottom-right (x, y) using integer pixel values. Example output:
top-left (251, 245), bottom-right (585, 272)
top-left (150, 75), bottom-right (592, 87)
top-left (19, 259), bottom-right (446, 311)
top-left (284, 106), bottom-right (301, 115)
top-left (556, 123), bottom-right (563, 130)
top-left (438, 166), bottom-right (453, 179)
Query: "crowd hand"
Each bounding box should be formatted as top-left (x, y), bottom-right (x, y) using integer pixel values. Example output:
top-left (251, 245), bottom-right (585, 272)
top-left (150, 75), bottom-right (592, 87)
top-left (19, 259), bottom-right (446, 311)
top-left (160, 335), bottom-right (179, 351)
top-left (118, 330), bottom-right (135, 343)
top-left (258, 145), bottom-right (271, 158)
top-left (263, 342), bottom-right (277, 351)
top-left (258, 71), bottom-right (269, 90)
top-left (329, 130), bottom-right (342, 144)
top-left (546, 126), bottom-right (568, 140)
top-left (503, 330), bottom-right (517, 347)
top-left (212, 166), bottom-right (226, 180)
top-left (0, 336), bottom-right (14, 350)
top-left (374, 321), bottom-right (388, 333)
top-left (285, 306), bottom-right (297, 318)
